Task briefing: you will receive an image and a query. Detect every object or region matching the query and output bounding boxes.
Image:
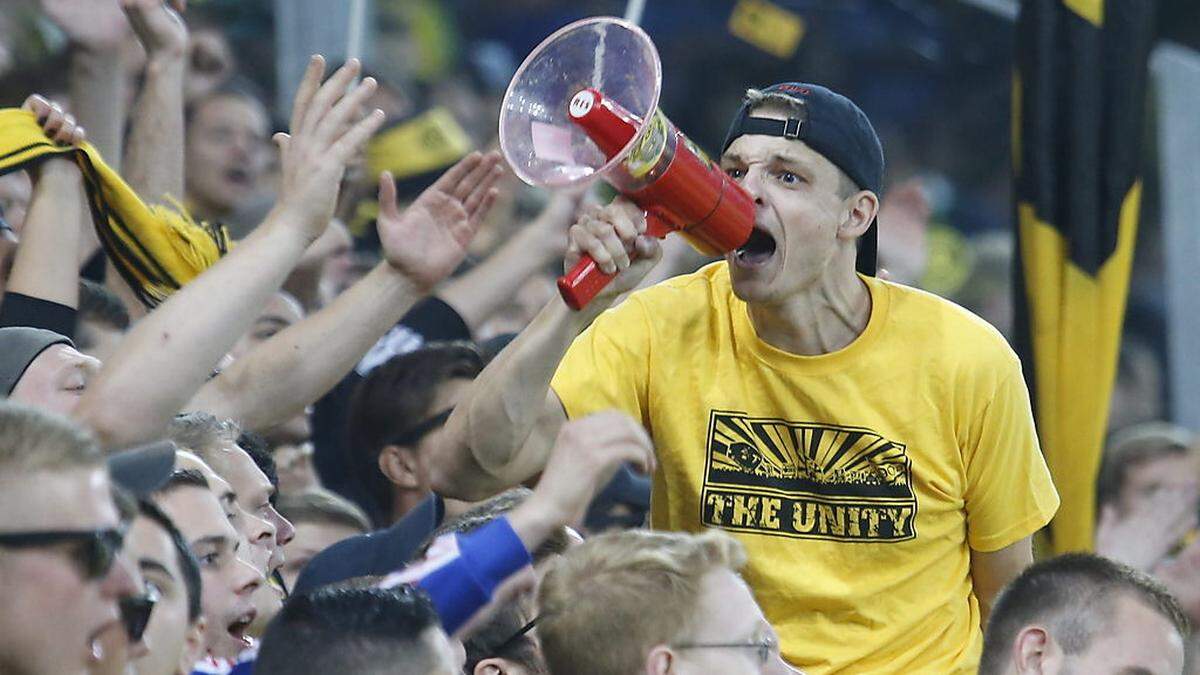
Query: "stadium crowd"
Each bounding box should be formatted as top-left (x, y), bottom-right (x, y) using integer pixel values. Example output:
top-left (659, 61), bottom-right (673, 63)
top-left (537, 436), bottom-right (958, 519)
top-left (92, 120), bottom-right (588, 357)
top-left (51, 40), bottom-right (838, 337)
top-left (0, 1), bottom-right (1197, 674)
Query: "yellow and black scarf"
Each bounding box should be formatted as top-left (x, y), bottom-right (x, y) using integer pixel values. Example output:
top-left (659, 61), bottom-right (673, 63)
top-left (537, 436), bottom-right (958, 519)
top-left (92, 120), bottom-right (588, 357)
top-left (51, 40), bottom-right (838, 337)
top-left (0, 108), bottom-right (230, 307)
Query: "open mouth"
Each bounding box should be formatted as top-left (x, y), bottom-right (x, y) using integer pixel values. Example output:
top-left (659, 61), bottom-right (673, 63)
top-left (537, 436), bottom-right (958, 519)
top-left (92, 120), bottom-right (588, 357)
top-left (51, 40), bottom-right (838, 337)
top-left (734, 226), bottom-right (777, 267)
top-left (227, 609), bottom-right (257, 648)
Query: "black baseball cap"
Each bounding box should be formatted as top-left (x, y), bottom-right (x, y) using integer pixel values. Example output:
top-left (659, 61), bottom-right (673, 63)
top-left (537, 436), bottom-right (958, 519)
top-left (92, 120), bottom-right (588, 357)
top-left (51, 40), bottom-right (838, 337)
top-left (108, 441), bottom-right (177, 497)
top-left (722, 82), bottom-right (884, 276)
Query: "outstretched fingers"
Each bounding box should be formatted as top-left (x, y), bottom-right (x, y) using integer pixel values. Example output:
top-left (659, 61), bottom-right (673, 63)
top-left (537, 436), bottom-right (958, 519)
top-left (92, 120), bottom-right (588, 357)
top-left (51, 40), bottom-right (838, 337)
top-left (314, 76), bottom-right (378, 146)
top-left (428, 152), bottom-right (483, 195)
top-left (289, 55), bottom-right (325, 136)
top-left (330, 108), bottom-right (386, 163)
top-left (463, 164), bottom-right (505, 217)
top-left (467, 188), bottom-right (500, 231)
top-left (299, 59), bottom-right (361, 137)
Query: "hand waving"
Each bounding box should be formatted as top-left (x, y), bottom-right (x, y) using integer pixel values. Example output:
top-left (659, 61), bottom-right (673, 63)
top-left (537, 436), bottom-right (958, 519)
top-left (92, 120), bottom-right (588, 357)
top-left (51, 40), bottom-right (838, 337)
top-left (271, 56), bottom-right (386, 243)
top-left (39, 0), bottom-right (130, 51)
top-left (120, 0), bottom-right (188, 62)
top-left (532, 411), bottom-right (656, 527)
top-left (376, 151), bottom-right (504, 290)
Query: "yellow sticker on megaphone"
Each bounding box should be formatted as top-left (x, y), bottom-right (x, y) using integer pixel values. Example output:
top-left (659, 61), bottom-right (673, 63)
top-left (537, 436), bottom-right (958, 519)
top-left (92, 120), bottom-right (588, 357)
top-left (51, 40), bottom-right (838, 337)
top-left (624, 110), bottom-right (669, 179)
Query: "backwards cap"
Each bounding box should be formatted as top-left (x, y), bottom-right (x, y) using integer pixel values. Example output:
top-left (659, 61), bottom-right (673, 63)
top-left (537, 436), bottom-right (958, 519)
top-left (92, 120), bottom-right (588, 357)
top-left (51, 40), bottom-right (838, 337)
top-left (722, 82), bottom-right (884, 275)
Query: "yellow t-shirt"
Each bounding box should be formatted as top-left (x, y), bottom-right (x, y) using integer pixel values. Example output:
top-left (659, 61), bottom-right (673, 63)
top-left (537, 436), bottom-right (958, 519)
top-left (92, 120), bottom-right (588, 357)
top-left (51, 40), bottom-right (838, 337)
top-left (551, 262), bottom-right (1059, 674)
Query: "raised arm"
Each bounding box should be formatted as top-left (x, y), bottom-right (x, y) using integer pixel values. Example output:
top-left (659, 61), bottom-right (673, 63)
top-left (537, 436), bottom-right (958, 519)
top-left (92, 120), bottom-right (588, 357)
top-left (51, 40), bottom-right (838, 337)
top-left (74, 57), bottom-right (387, 448)
top-left (438, 190), bottom-right (581, 331)
top-left (41, 0), bottom-right (132, 169)
top-left (40, 0), bottom-right (133, 267)
top-left (2, 97), bottom-right (89, 310)
top-left (430, 197), bottom-right (661, 500)
top-left (188, 153), bottom-right (504, 431)
top-left (120, 0), bottom-right (189, 204)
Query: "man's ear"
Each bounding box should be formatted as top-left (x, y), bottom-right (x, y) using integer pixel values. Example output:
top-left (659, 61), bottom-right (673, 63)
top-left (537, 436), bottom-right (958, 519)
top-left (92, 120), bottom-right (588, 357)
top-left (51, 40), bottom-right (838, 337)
top-left (645, 644), bottom-right (674, 675)
top-left (838, 189), bottom-right (878, 241)
top-left (377, 444), bottom-right (421, 489)
top-left (1012, 625), bottom-right (1052, 674)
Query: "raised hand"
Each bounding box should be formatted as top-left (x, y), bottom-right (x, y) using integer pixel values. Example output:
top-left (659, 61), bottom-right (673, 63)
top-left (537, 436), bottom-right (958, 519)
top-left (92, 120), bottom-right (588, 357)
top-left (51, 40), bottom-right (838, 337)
top-left (39, 0), bottom-right (131, 51)
top-left (120, 0), bottom-right (188, 62)
top-left (376, 151), bottom-right (505, 290)
top-left (23, 95), bottom-right (86, 146)
top-left (530, 410), bottom-right (656, 527)
top-left (270, 56), bottom-right (386, 243)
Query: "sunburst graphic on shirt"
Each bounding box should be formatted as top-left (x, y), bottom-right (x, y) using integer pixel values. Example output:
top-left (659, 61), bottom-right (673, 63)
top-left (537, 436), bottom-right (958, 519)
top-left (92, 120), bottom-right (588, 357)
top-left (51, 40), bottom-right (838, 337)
top-left (701, 410), bottom-right (917, 542)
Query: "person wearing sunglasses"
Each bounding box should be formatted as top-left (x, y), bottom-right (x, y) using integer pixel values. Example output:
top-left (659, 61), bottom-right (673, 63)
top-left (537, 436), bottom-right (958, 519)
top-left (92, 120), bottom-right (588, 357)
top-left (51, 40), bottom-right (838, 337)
top-left (346, 342), bottom-right (486, 528)
top-left (291, 343), bottom-right (487, 595)
top-left (126, 499), bottom-right (207, 675)
top-left (0, 402), bottom-right (141, 675)
top-left (88, 490), bottom-right (158, 675)
top-left (537, 528), bottom-right (799, 675)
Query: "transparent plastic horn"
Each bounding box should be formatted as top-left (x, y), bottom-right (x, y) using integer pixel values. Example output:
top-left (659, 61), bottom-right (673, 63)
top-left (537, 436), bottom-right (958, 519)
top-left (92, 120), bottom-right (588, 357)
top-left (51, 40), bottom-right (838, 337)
top-left (498, 16), bottom-right (662, 190)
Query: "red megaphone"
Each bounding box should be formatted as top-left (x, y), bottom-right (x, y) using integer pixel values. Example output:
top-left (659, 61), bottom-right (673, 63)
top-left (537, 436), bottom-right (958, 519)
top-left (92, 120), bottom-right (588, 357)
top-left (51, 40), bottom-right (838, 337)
top-left (557, 88), bottom-right (753, 309)
top-left (497, 17), bottom-right (754, 310)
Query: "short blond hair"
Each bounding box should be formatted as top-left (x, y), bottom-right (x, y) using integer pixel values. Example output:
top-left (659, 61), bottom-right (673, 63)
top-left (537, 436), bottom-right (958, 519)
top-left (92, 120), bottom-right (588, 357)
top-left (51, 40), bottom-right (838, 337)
top-left (0, 401), bottom-right (100, 473)
top-left (536, 529), bottom-right (747, 675)
top-left (167, 411), bottom-right (240, 458)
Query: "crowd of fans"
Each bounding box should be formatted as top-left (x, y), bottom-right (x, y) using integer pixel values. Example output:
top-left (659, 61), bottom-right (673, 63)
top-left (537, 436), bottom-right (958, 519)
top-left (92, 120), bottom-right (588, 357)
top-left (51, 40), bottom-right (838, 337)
top-left (0, 1), bottom-right (1198, 674)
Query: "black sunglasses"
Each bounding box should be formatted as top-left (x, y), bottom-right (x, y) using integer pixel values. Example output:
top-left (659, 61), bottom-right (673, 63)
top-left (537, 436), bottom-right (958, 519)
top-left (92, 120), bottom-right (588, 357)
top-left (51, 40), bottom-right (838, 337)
top-left (487, 615), bottom-right (540, 656)
top-left (386, 408), bottom-right (454, 448)
top-left (0, 526), bottom-right (126, 580)
top-left (120, 588), bottom-right (158, 643)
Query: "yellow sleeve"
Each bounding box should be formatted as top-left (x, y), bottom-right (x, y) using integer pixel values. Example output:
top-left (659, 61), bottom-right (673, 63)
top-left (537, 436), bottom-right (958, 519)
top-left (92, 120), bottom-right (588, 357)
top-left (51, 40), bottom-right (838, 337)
top-left (962, 362), bottom-right (1060, 552)
top-left (550, 296), bottom-right (653, 427)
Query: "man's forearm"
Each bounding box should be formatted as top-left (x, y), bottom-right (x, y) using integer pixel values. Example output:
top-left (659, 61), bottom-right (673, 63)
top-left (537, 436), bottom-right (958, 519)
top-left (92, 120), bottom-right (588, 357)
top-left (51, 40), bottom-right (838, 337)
top-left (438, 224), bottom-right (559, 330)
top-left (189, 261), bottom-right (422, 431)
top-left (69, 47), bottom-right (128, 170)
top-left (435, 298), bottom-right (593, 499)
top-left (6, 162), bottom-right (86, 308)
top-left (69, 46), bottom-right (127, 264)
top-left (75, 211), bottom-right (314, 448)
top-left (124, 57), bottom-right (186, 204)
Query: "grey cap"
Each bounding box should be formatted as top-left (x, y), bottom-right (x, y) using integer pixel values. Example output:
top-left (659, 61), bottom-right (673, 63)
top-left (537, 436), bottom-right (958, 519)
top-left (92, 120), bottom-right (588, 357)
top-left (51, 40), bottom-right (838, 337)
top-left (0, 327), bottom-right (73, 395)
top-left (107, 440), bottom-right (178, 496)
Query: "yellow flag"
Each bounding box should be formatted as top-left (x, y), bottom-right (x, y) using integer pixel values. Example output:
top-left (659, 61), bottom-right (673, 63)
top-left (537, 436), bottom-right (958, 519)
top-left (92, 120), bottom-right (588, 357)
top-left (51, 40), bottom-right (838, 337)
top-left (1012, 0), bottom-right (1154, 553)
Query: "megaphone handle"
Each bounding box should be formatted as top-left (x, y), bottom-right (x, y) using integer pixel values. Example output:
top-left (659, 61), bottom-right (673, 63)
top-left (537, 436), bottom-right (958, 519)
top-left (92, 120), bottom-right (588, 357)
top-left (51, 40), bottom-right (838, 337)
top-left (557, 256), bottom-right (614, 311)
top-left (557, 211), bottom-right (674, 311)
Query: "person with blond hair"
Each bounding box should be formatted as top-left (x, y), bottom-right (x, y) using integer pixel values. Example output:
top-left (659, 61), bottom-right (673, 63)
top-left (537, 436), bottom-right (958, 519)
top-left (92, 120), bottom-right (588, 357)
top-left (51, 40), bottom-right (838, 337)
top-left (536, 529), bottom-right (797, 675)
